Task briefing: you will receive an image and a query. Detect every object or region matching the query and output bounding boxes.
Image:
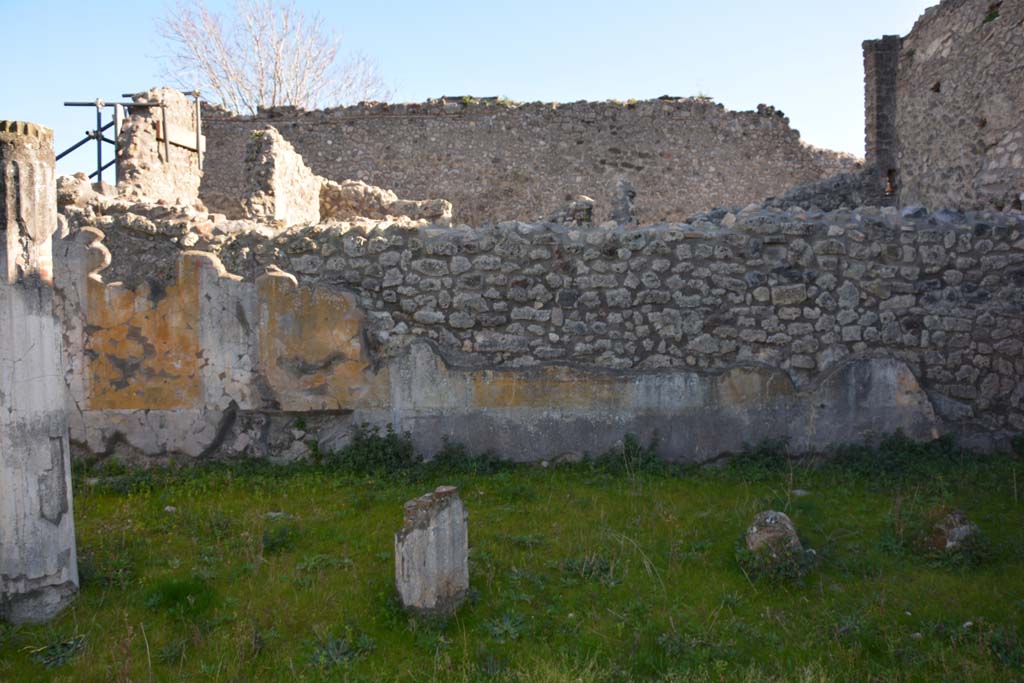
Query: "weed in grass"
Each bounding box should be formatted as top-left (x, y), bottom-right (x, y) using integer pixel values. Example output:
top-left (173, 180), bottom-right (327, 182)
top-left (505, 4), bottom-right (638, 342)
top-left (593, 433), bottom-right (661, 477)
top-left (155, 637), bottom-right (188, 665)
top-left (988, 625), bottom-right (1024, 669)
top-left (657, 618), bottom-right (734, 670)
top-left (735, 542), bottom-right (817, 583)
top-left (562, 553), bottom-right (621, 586)
top-left (885, 497), bottom-right (994, 567)
top-left (262, 522), bottom-right (299, 555)
top-left (671, 537), bottom-right (713, 562)
top-left (485, 612), bottom-right (525, 643)
top-left (204, 509), bottom-right (234, 540)
top-left (328, 423), bottom-right (418, 474)
top-left (144, 575), bottom-right (217, 619)
top-left (297, 553), bottom-right (352, 573)
top-left (727, 438), bottom-right (791, 480)
top-left (497, 532), bottom-right (547, 549)
top-left (832, 432), bottom-right (963, 481)
top-left (77, 548), bottom-right (135, 589)
top-left (428, 437), bottom-right (507, 476)
top-left (23, 633), bottom-right (86, 669)
top-left (307, 627), bottom-right (376, 670)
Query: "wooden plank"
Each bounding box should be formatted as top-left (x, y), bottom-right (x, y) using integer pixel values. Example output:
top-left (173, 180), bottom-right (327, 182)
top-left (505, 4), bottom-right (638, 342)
top-left (155, 120), bottom-right (206, 154)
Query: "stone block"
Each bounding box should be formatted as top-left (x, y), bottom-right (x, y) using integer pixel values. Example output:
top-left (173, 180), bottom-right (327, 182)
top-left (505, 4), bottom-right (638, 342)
top-left (395, 486), bottom-right (469, 616)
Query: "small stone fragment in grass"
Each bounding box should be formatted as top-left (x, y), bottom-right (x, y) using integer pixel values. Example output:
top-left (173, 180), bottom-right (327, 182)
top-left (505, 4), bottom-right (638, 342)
top-left (737, 510), bottom-right (816, 581)
top-left (930, 509), bottom-right (980, 553)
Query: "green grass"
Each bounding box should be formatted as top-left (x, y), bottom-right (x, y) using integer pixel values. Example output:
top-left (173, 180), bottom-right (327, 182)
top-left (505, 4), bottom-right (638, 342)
top-left (1, 435), bottom-right (1023, 682)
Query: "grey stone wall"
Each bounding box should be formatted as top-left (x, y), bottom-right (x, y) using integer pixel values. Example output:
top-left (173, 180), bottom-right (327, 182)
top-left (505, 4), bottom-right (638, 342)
top-left (117, 87), bottom-right (202, 206)
top-left (862, 35), bottom-right (902, 206)
top-left (206, 206), bottom-right (1024, 442)
top-left (864, 0), bottom-right (1024, 212)
top-left (199, 98), bottom-right (860, 225)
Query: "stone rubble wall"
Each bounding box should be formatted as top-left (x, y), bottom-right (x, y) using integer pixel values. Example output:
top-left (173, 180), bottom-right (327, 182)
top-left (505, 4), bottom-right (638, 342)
top-left (199, 98), bottom-right (861, 225)
top-left (242, 127), bottom-right (322, 226)
top-left (52, 200), bottom-right (1024, 464)
top-left (238, 125), bottom-right (454, 228)
top-left (864, 0), bottom-right (1024, 211)
top-left (117, 87), bottom-right (202, 206)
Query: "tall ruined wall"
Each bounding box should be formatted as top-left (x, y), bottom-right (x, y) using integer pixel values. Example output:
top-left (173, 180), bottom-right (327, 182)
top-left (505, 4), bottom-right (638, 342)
top-left (199, 99), bottom-right (860, 225)
top-left (864, 0), bottom-right (1024, 211)
top-left (54, 204), bottom-right (1024, 464)
top-left (862, 35), bottom-right (902, 206)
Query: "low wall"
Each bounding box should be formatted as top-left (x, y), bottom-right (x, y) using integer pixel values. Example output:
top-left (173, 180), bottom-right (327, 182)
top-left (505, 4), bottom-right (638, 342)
top-left (54, 205), bottom-right (1024, 463)
top-left (200, 98), bottom-right (859, 225)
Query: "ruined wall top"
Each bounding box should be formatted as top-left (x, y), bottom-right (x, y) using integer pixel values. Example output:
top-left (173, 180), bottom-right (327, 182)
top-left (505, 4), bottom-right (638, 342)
top-left (0, 120), bottom-right (54, 143)
top-left (117, 87), bottom-right (203, 207)
top-left (200, 96), bottom-right (861, 225)
top-left (1, 120), bottom-right (57, 283)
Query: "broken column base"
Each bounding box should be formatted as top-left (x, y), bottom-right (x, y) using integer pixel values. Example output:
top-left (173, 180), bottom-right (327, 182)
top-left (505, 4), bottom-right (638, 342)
top-left (1, 582), bottom-right (78, 625)
top-left (395, 486), bottom-right (469, 617)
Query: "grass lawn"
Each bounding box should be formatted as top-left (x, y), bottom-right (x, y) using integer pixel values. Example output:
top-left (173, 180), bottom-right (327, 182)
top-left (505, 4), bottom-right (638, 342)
top-left (1, 433), bottom-right (1023, 682)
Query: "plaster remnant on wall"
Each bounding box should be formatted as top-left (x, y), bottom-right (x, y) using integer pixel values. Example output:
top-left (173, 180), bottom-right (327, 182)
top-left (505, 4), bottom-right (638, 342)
top-left (49, 195), bottom-right (1024, 464)
top-left (1, 120), bottom-right (78, 625)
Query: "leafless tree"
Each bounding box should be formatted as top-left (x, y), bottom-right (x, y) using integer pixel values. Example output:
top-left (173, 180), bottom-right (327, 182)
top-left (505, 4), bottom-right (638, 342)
top-left (158, 0), bottom-right (390, 114)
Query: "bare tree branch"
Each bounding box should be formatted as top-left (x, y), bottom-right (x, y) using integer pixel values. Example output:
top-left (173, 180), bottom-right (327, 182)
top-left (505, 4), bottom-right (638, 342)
top-left (158, 0), bottom-right (391, 114)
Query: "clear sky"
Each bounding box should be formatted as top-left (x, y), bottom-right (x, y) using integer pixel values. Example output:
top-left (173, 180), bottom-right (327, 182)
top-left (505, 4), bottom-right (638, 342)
top-left (2, 0), bottom-right (934, 176)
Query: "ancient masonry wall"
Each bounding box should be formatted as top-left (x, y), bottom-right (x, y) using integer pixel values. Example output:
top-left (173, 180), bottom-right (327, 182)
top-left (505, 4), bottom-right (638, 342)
top-left (117, 87), bottom-right (203, 206)
top-left (864, 0), bottom-right (1024, 211)
top-left (54, 204), bottom-right (1024, 464)
top-left (198, 98), bottom-right (860, 225)
top-left (862, 35), bottom-right (902, 206)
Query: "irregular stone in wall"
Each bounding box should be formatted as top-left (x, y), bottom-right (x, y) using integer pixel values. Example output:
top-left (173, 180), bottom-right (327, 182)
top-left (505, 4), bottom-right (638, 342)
top-left (117, 87), bottom-right (203, 206)
top-left (546, 194), bottom-right (595, 226)
top-left (395, 486), bottom-right (469, 616)
top-left (320, 178), bottom-right (452, 226)
top-left (0, 121), bottom-right (78, 624)
top-left (242, 126), bottom-right (321, 227)
top-left (611, 179), bottom-right (637, 226)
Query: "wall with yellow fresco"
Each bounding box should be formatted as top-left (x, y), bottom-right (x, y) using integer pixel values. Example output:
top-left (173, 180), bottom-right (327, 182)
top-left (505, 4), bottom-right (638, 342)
top-left (84, 255), bottom-right (202, 411)
top-left (256, 268), bottom-right (388, 411)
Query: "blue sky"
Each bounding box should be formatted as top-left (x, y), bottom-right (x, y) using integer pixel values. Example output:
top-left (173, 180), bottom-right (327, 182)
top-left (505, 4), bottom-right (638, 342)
top-left (2, 0), bottom-right (933, 175)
